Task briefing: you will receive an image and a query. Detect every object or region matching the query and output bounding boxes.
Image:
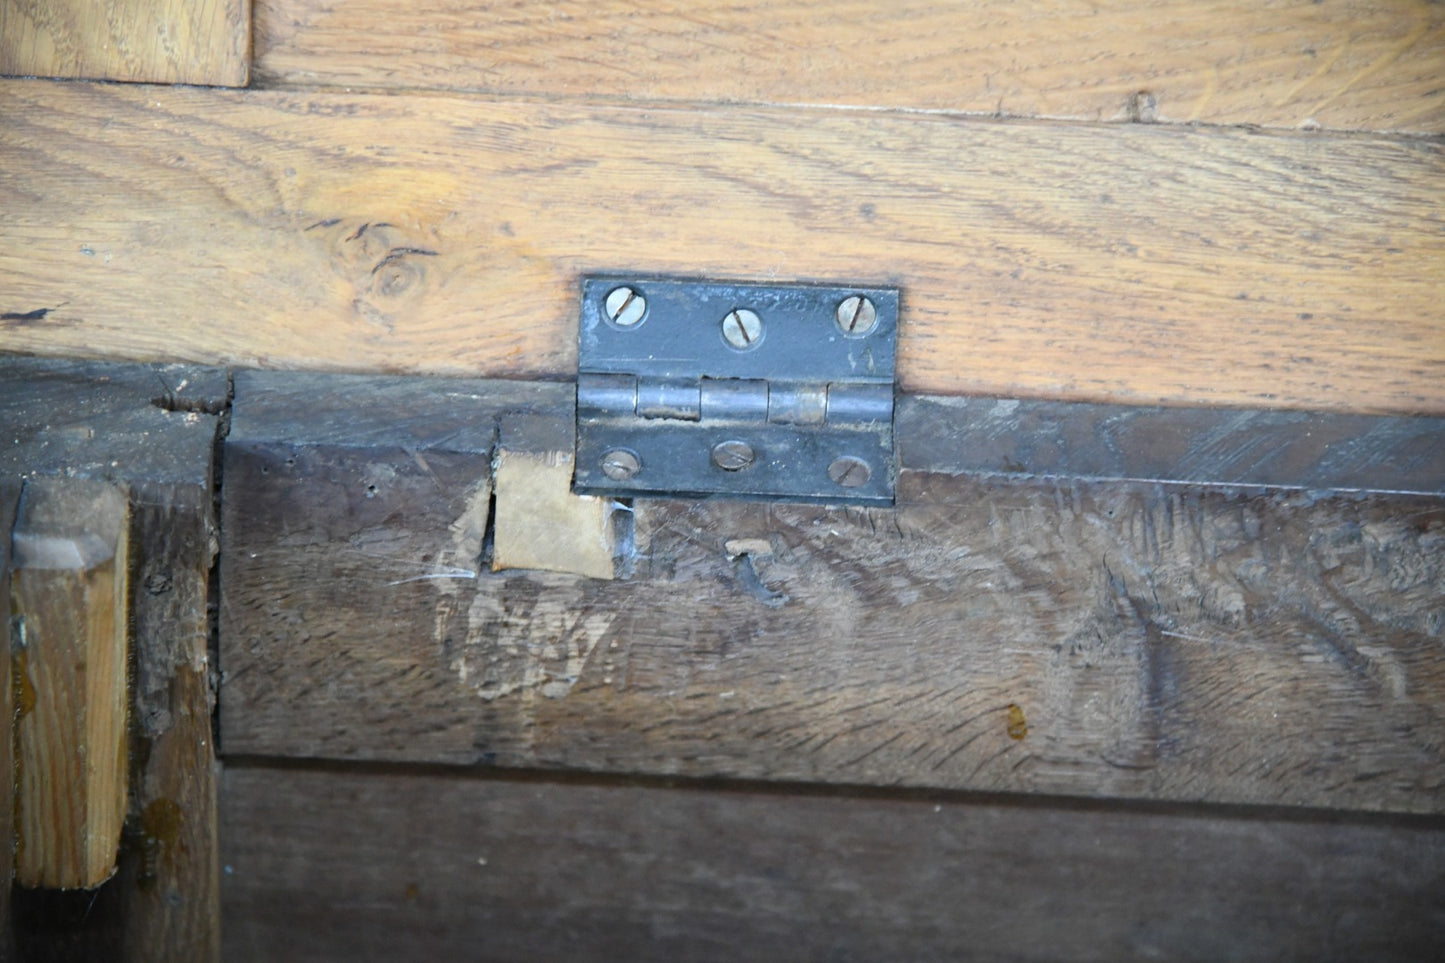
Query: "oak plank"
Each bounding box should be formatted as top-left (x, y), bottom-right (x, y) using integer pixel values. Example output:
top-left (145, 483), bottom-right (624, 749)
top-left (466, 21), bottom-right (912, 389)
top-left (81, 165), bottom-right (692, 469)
top-left (0, 357), bottom-right (225, 960)
top-left (251, 0), bottom-right (1445, 134)
top-left (9, 476), bottom-right (131, 889)
top-left (3, 82), bottom-right (1444, 414)
top-left (219, 764), bottom-right (1445, 962)
top-left (0, 0), bottom-right (250, 86)
top-left (0, 482), bottom-right (18, 956)
top-left (218, 373), bottom-right (1445, 814)
top-left (121, 480), bottom-right (221, 961)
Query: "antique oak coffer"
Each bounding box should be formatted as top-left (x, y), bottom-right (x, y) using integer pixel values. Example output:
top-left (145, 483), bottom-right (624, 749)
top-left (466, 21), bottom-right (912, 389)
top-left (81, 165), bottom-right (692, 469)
top-left (1, 1), bottom-right (1444, 959)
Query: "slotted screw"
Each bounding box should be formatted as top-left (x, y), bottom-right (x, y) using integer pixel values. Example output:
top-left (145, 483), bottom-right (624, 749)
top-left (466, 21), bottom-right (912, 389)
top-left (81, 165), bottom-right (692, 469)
top-left (712, 440), bottom-right (756, 472)
top-left (600, 449), bottom-right (641, 481)
top-left (721, 308), bottom-right (763, 349)
top-left (835, 295), bottom-right (878, 336)
top-left (605, 286), bottom-right (647, 327)
top-left (828, 456), bottom-right (872, 488)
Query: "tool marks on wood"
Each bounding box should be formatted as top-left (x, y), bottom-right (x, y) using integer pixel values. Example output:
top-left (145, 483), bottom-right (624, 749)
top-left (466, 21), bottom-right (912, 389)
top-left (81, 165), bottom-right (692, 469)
top-left (220, 417), bottom-right (1445, 811)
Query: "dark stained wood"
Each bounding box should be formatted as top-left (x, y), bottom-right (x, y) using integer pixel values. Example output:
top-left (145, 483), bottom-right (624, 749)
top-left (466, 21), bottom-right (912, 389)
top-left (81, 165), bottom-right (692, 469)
top-left (220, 763), bottom-right (1445, 962)
top-left (119, 479), bottom-right (221, 961)
top-left (0, 357), bottom-right (225, 961)
top-left (0, 481), bottom-right (18, 958)
top-left (219, 373), bottom-right (1445, 814)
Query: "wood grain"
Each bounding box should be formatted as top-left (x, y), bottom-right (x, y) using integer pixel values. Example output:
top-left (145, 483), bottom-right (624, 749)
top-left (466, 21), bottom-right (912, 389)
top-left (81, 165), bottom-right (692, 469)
top-left (0, 358), bottom-right (225, 959)
top-left (122, 481), bottom-right (221, 962)
top-left (10, 477), bottom-right (130, 889)
top-left (0, 0), bottom-right (249, 86)
top-left (251, 0), bottom-right (1445, 133)
top-left (3, 83), bottom-right (1443, 414)
top-left (0, 483), bottom-right (18, 956)
top-left (220, 764), bottom-right (1445, 962)
top-left (218, 373), bottom-right (1445, 814)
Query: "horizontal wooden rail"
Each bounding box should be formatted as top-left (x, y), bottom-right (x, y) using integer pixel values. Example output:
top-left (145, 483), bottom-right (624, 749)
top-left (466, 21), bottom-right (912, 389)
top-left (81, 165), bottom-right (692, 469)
top-left (219, 372), bottom-right (1445, 814)
top-left (251, 0), bottom-right (1445, 133)
top-left (2, 82), bottom-right (1442, 414)
top-left (0, 0), bottom-right (250, 86)
top-left (220, 763), bottom-right (1445, 961)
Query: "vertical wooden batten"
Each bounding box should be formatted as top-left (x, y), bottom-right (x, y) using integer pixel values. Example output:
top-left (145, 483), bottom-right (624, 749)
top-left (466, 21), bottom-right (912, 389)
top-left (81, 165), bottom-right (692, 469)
top-left (9, 477), bottom-right (131, 889)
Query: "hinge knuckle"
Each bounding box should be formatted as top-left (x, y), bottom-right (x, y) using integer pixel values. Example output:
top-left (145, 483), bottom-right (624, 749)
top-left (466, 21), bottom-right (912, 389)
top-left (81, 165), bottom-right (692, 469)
top-left (767, 385), bottom-right (828, 426)
top-left (578, 372), bottom-right (636, 416)
top-left (637, 377), bottom-right (701, 421)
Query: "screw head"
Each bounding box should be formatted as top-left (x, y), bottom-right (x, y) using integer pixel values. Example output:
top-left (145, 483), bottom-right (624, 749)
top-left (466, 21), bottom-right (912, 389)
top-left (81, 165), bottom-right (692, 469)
top-left (721, 308), bottom-right (763, 350)
top-left (604, 286), bottom-right (647, 327)
top-left (827, 456), bottom-right (872, 488)
top-left (600, 448), bottom-right (641, 481)
top-left (711, 440), bottom-right (757, 472)
top-left (835, 295), bottom-right (878, 337)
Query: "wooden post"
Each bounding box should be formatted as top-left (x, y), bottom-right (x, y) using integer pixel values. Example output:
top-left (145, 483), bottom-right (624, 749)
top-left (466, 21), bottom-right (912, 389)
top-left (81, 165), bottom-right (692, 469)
top-left (10, 476), bottom-right (130, 889)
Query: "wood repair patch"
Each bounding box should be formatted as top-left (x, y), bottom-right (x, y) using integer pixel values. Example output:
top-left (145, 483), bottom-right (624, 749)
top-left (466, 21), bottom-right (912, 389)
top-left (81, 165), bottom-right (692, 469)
top-left (491, 448), bottom-right (615, 580)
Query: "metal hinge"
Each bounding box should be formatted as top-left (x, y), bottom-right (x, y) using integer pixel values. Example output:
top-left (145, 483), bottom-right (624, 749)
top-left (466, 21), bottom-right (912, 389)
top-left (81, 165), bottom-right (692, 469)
top-left (574, 276), bottom-right (898, 505)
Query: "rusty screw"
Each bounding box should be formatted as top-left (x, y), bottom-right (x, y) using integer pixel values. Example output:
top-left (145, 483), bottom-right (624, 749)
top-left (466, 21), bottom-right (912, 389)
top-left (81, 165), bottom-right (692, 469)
top-left (604, 286), bottom-right (647, 327)
top-left (600, 449), bottom-right (641, 481)
top-left (827, 456), bottom-right (872, 488)
top-left (835, 295), bottom-right (878, 337)
top-left (721, 308), bottom-right (763, 349)
top-left (711, 440), bottom-right (756, 472)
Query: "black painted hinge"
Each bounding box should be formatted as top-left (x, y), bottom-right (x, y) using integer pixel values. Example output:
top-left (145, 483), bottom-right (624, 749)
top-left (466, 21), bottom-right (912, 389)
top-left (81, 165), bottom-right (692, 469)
top-left (574, 276), bottom-right (899, 505)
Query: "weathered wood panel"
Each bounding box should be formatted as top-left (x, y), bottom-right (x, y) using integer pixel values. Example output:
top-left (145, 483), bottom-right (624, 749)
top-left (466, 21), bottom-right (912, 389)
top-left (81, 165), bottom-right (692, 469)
top-left (3, 82), bottom-right (1444, 414)
top-left (121, 479), bottom-right (221, 961)
top-left (0, 482), bottom-right (18, 956)
top-left (10, 477), bottom-right (130, 889)
top-left (220, 764), bottom-right (1445, 962)
top-left (253, 0), bottom-right (1445, 133)
top-left (0, 0), bottom-right (250, 86)
top-left (219, 373), bottom-right (1445, 813)
top-left (0, 358), bottom-right (226, 961)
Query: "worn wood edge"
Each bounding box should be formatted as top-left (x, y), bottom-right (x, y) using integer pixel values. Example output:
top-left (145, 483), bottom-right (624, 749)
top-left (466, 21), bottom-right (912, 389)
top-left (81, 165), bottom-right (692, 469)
top-left (0, 483), bottom-right (18, 957)
top-left (122, 480), bottom-right (221, 962)
top-left (218, 761), bottom-right (1445, 962)
top-left (222, 369), bottom-right (1445, 496)
top-left (219, 753), bottom-right (1445, 830)
top-left (248, 0), bottom-right (1445, 134)
top-left (3, 83), bottom-right (1443, 416)
top-left (0, 0), bottom-right (252, 87)
top-left (0, 357), bottom-right (229, 487)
